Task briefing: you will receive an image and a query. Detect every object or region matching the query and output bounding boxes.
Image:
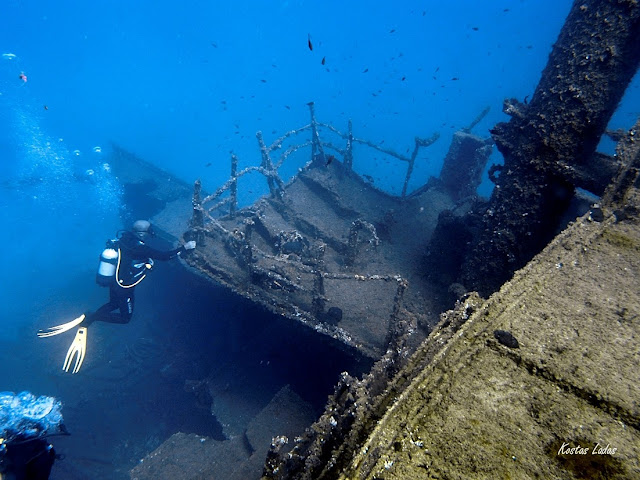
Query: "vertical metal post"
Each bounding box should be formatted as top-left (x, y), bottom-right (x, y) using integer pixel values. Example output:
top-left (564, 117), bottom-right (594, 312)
top-left (256, 131), bottom-right (276, 196)
top-left (344, 119), bottom-right (354, 170)
top-left (402, 139), bottom-right (420, 197)
top-left (311, 243), bottom-right (326, 318)
top-left (307, 101), bottom-right (326, 162)
top-left (402, 133), bottom-right (439, 197)
top-left (190, 179), bottom-right (205, 244)
top-left (230, 153), bottom-right (238, 217)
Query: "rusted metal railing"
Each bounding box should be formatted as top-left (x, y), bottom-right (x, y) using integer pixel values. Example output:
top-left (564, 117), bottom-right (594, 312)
top-left (191, 102), bottom-right (440, 231)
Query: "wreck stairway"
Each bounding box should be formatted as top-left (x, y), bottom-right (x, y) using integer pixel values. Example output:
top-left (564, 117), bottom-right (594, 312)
top-left (183, 106), bottom-right (496, 359)
top-left (129, 384), bottom-right (316, 479)
top-left (187, 156), bottom-right (458, 358)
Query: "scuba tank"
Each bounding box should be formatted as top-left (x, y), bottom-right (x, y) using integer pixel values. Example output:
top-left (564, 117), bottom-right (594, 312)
top-left (96, 245), bottom-right (119, 286)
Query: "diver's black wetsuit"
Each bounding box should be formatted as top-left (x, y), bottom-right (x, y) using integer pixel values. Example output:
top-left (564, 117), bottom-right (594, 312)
top-left (87, 231), bottom-right (185, 325)
top-left (0, 437), bottom-right (56, 480)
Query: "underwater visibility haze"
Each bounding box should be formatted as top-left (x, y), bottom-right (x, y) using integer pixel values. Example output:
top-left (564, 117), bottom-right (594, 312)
top-left (1, 1), bottom-right (639, 478)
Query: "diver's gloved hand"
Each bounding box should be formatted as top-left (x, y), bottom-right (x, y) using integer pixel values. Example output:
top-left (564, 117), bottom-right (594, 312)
top-left (183, 240), bottom-right (196, 250)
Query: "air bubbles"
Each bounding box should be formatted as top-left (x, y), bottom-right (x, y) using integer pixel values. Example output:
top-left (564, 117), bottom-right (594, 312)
top-left (102, 163), bottom-right (111, 173)
top-left (72, 149), bottom-right (80, 156)
top-left (2, 53), bottom-right (17, 60)
top-left (92, 146), bottom-right (102, 153)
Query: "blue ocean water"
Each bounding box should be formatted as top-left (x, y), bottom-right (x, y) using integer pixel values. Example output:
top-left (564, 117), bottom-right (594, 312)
top-left (1, 1), bottom-right (639, 478)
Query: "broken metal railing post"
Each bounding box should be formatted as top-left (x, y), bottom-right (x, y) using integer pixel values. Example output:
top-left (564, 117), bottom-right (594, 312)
top-left (307, 101), bottom-right (326, 162)
top-left (190, 179), bottom-right (205, 244)
top-left (401, 133), bottom-right (440, 197)
top-left (344, 119), bottom-right (354, 170)
top-left (242, 219), bottom-right (255, 270)
top-left (348, 130), bottom-right (440, 196)
top-left (230, 153), bottom-right (238, 217)
top-left (197, 104), bottom-right (441, 228)
top-left (345, 220), bottom-right (380, 267)
top-left (225, 221), bottom-right (254, 274)
top-left (385, 276), bottom-right (409, 352)
top-left (311, 243), bottom-right (327, 318)
top-left (391, 277), bottom-right (408, 321)
top-left (257, 131), bottom-right (277, 196)
top-left (462, 106), bottom-right (490, 134)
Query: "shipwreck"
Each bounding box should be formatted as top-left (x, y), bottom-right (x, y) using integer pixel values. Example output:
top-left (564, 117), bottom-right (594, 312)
top-left (179, 102), bottom-right (494, 359)
top-left (119, 0), bottom-right (640, 478)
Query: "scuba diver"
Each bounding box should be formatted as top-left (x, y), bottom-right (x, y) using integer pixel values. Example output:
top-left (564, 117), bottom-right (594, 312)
top-left (0, 435), bottom-right (57, 480)
top-left (37, 220), bottom-right (196, 374)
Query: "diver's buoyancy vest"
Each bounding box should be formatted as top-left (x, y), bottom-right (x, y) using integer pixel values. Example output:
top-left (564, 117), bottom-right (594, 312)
top-left (124, 256), bottom-right (154, 287)
top-left (96, 236), bottom-right (153, 288)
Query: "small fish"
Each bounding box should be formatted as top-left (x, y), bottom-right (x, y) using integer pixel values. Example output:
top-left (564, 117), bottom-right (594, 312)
top-left (260, 79), bottom-right (267, 83)
top-left (321, 56), bottom-right (326, 65)
top-left (211, 42), bottom-right (217, 48)
top-left (451, 77), bottom-right (459, 81)
top-left (362, 68), bottom-right (369, 73)
top-left (401, 76), bottom-right (406, 81)
top-left (325, 155), bottom-right (336, 166)
top-left (19, 72), bottom-right (27, 83)
top-left (307, 34), bottom-right (313, 51)
top-left (285, 105), bottom-right (290, 110)
top-left (205, 162), bottom-right (212, 167)
top-left (472, 27), bottom-right (479, 31)
top-left (389, 29), bottom-right (395, 33)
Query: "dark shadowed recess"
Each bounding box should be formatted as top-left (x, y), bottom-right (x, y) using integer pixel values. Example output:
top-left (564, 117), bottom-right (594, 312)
top-left (152, 259), bottom-right (374, 412)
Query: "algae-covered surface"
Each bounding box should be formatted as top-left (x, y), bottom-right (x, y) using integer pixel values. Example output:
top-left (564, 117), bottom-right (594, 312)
top-left (343, 214), bottom-right (640, 479)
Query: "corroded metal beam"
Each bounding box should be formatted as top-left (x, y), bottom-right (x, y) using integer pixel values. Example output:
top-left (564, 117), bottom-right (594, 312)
top-left (462, 0), bottom-right (640, 295)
